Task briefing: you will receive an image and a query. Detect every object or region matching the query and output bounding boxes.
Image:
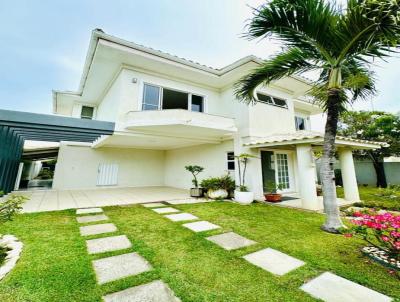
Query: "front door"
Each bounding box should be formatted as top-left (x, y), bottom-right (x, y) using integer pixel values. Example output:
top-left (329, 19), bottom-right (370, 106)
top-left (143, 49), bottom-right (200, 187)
top-left (261, 151), bottom-right (293, 193)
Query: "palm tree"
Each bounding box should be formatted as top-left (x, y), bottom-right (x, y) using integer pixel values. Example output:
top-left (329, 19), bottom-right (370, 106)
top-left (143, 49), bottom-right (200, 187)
top-left (235, 0), bottom-right (400, 233)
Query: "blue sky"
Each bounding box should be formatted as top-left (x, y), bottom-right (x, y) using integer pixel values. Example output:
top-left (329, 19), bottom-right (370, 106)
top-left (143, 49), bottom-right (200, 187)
top-left (0, 0), bottom-right (399, 114)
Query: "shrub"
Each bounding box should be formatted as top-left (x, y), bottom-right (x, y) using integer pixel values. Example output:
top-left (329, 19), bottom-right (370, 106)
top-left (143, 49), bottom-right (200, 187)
top-left (0, 195), bottom-right (27, 223)
top-left (200, 175), bottom-right (235, 192)
top-left (345, 211), bottom-right (400, 259)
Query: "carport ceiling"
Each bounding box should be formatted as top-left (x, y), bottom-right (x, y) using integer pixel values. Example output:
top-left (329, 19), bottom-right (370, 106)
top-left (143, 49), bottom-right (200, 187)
top-left (0, 109), bottom-right (114, 143)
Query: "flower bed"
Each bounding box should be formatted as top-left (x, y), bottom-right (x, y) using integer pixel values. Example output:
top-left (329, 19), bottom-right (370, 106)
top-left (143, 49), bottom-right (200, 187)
top-left (0, 235), bottom-right (23, 280)
top-left (344, 211), bottom-right (400, 268)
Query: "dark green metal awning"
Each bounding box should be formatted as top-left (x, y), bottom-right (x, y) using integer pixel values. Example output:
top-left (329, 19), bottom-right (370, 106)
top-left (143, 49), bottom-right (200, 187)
top-left (0, 109), bottom-right (115, 194)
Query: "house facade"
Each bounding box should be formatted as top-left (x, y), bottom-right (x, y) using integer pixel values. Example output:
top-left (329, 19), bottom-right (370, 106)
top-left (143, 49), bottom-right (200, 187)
top-left (51, 29), bottom-right (383, 210)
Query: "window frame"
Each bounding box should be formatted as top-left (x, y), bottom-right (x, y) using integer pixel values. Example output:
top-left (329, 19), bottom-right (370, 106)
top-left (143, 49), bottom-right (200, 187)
top-left (142, 83), bottom-right (162, 111)
top-left (294, 112), bottom-right (310, 131)
top-left (80, 105), bottom-right (96, 120)
top-left (141, 82), bottom-right (206, 113)
top-left (256, 92), bottom-right (288, 109)
top-left (226, 151), bottom-right (235, 171)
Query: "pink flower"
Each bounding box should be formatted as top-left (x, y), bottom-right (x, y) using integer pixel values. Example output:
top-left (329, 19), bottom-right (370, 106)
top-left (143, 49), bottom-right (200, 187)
top-left (344, 233), bottom-right (353, 238)
top-left (381, 236), bottom-right (390, 242)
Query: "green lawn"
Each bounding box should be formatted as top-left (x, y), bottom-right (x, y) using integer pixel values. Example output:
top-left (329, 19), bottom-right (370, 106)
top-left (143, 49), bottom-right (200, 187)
top-left (337, 186), bottom-right (400, 211)
top-left (0, 202), bottom-right (399, 302)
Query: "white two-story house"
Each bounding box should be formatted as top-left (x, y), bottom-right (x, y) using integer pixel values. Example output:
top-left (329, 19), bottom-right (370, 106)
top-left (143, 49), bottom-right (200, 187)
top-left (51, 29), bottom-right (383, 210)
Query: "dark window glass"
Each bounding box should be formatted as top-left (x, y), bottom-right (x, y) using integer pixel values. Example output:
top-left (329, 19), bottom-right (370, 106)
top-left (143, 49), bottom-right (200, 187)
top-left (295, 116), bottom-right (306, 130)
top-left (191, 95), bottom-right (204, 112)
top-left (256, 93), bottom-right (273, 104)
top-left (81, 106), bottom-right (94, 119)
top-left (162, 88), bottom-right (188, 110)
top-left (273, 97), bottom-right (288, 108)
top-left (227, 152), bottom-right (235, 170)
top-left (142, 84), bottom-right (160, 110)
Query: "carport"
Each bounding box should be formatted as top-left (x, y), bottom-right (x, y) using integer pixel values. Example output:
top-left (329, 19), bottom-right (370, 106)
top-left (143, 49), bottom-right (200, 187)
top-left (0, 109), bottom-right (114, 194)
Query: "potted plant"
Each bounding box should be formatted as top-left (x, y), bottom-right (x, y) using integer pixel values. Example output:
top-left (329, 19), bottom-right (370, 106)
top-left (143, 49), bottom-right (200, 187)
top-left (264, 182), bottom-right (284, 202)
top-left (185, 165), bottom-right (204, 197)
top-left (234, 153), bottom-right (256, 205)
top-left (200, 175), bottom-right (235, 200)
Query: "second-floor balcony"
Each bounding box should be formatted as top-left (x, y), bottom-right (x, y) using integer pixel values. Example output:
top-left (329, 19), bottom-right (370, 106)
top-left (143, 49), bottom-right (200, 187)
top-left (122, 109), bottom-right (237, 140)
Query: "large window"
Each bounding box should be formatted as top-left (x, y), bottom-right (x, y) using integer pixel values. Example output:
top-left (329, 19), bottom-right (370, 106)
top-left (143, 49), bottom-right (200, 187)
top-left (256, 93), bottom-right (288, 109)
top-left (295, 116), bottom-right (306, 130)
top-left (81, 106), bottom-right (95, 119)
top-left (142, 83), bottom-right (204, 112)
top-left (227, 152), bottom-right (235, 171)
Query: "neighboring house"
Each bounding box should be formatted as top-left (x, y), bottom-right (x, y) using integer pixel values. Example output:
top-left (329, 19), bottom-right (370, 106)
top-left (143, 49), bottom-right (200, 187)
top-left (51, 29), bottom-right (384, 210)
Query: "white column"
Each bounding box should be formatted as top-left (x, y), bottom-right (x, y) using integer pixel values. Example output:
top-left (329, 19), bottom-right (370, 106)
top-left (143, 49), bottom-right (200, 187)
top-left (296, 144), bottom-right (319, 210)
top-left (339, 148), bottom-right (360, 202)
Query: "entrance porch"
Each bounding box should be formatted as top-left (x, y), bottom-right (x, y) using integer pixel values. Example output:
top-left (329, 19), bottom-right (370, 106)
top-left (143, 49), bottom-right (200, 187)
top-left (241, 131), bottom-right (386, 210)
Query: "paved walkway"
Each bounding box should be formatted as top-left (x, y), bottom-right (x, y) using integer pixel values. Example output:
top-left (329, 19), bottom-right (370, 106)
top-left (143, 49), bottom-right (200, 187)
top-left (18, 186), bottom-right (192, 213)
top-left (76, 207), bottom-right (181, 301)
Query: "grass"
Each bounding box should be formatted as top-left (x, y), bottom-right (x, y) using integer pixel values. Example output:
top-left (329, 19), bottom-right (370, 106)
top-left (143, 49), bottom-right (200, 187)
top-left (0, 202), bottom-right (399, 301)
top-left (337, 186), bottom-right (400, 211)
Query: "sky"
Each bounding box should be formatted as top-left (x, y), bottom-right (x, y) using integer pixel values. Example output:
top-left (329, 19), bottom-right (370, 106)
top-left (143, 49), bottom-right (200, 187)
top-left (0, 0), bottom-right (399, 115)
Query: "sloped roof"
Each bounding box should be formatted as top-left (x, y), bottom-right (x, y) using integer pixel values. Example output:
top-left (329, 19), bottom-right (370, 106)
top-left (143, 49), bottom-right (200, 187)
top-left (244, 131), bottom-right (387, 149)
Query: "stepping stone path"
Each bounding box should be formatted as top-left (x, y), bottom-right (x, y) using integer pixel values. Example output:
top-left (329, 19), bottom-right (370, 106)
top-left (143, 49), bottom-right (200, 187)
top-left (74, 207), bottom-right (181, 300)
top-left (152, 207), bottom-right (180, 214)
top-left (182, 221), bottom-right (220, 232)
top-left (300, 272), bottom-right (392, 302)
top-left (141, 202), bottom-right (167, 208)
top-left (86, 235), bottom-right (132, 254)
top-left (141, 205), bottom-right (394, 301)
top-left (80, 223), bottom-right (117, 236)
top-left (77, 214), bottom-right (109, 224)
top-left (76, 207), bottom-right (103, 215)
top-left (164, 213), bottom-right (198, 222)
top-left (206, 232), bottom-right (256, 250)
top-left (243, 248), bottom-right (305, 276)
top-left (93, 252), bottom-right (152, 284)
top-left (103, 280), bottom-right (181, 302)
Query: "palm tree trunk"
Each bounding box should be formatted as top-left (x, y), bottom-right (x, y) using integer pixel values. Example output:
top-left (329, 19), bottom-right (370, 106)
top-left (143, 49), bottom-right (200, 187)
top-left (320, 88), bottom-right (344, 233)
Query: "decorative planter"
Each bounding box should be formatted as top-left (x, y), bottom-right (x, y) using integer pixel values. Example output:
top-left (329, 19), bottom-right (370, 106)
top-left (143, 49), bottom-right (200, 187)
top-left (234, 190), bottom-right (254, 205)
top-left (0, 235), bottom-right (23, 281)
top-left (361, 246), bottom-right (400, 271)
top-left (264, 193), bottom-right (282, 203)
top-left (207, 189), bottom-right (228, 199)
top-left (190, 187), bottom-right (204, 198)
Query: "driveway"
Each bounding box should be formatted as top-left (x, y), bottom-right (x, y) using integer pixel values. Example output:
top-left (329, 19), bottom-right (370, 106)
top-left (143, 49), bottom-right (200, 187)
top-left (18, 186), bottom-right (190, 213)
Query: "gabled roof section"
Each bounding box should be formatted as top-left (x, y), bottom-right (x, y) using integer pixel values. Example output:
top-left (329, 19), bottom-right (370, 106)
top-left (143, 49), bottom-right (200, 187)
top-left (53, 29), bottom-right (315, 112)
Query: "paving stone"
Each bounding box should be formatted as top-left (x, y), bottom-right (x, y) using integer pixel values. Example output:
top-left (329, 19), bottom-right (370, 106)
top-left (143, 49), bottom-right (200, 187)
top-left (206, 232), bottom-right (256, 250)
top-left (76, 207), bottom-right (103, 215)
top-left (182, 221), bottom-right (220, 232)
top-left (92, 252), bottom-right (152, 285)
top-left (164, 213), bottom-right (198, 222)
top-left (300, 272), bottom-right (392, 302)
top-left (77, 214), bottom-right (109, 224)
top-left (79, 223), bottom-right (117, 236)
top-left (103, 280), bottom-right (181, 302)
top-left (86, 235), bottom-right (132, 254)
top-left (142, 203), bottom-right (166, 208)
top-left (243, 248), bottom-right (305, 276)
top-left (152, 207), bottom-right (180, 214)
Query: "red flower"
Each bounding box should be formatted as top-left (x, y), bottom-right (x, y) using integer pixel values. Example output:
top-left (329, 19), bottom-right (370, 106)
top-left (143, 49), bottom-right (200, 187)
top-left (344, 233), bottom-right (353, 238)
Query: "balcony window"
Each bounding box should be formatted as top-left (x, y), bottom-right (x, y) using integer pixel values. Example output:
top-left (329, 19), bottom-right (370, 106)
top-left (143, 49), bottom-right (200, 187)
top-left (256, 93), bottom-right (288, 109)
top-left (191, 95), bottom-right (204, 112)
top-left (142, 84), bottom-right (161, 110)
top-left (81, 106), bottom-right (94, 119)
top-left (142, 83), bottom-right (205, 112)
top-left (162, 88), bottom-right (188, 110)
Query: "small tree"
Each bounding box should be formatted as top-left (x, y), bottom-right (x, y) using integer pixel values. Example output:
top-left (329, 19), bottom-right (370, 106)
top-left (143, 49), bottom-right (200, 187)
top-left (0, 195), bottom-right (26, 224)
top-left (235, 153), bottom-right (256, 192)
top-left (185, 165), bottom-right (204, 188)
top-left (338, 111), bottom-right (400, 187)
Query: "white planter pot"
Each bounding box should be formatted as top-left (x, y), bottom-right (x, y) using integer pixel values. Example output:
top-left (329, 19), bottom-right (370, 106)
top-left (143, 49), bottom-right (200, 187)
top-left (234, 190), bottom-right (254, 205)
top-left (207, 189), bottom-right (228, 199)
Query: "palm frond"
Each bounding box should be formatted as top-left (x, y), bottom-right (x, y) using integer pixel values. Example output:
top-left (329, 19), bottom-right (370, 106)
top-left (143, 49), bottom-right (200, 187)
top-left (234, 48), bottom-right (317, 104)
top-left (246, 0), bottom-right (339, 62)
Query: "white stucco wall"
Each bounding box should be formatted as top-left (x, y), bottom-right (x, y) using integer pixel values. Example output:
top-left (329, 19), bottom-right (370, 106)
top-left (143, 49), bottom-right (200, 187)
top-left (164, 140), bottom-right (234, 189)
top-left (53, 144), bottom-right (165, 190)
